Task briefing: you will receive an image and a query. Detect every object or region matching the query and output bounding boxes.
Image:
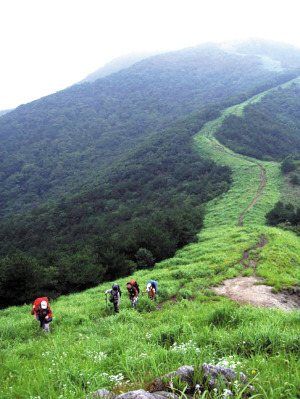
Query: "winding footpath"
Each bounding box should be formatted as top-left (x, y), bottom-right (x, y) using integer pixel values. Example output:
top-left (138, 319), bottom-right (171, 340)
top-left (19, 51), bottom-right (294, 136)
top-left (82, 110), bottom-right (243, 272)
top-left (237, 163), bottom-right (266, 226)
top-left (203, 82), bottom-right (300, 310)
top-left (210, 139), bottom-right (267, 226)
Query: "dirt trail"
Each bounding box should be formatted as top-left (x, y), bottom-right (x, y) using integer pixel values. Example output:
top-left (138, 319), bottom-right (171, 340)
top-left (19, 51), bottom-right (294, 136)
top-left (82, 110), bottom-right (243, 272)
top-left (210, 140), bottom-right (266, 226)
top-left (213, 236), bottom-right (300, 311)
top-left (240, 235), bottom-right (267, 267)
top-left (238, 164), bottom-right (266, 226)
top-left (208, 127), bottom-right (300, 310)
top-left (213, 276), bottom-right (300, 311)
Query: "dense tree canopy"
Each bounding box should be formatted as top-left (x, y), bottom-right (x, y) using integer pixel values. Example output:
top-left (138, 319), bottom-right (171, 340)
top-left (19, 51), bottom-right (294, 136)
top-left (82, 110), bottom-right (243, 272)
top-left (215, 84), bottom-right (300, 161)
top-left (0, 106), bottom-right (232, 307)
top-left (0, 45), bottom-right (279, 218)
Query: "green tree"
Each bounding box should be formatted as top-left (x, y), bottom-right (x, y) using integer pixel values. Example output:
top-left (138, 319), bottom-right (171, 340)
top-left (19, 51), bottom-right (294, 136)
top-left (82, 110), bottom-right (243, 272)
top-left (0, 251), bottom-right (42, 308)
top-left (135, 248), bottom-right (156, 269)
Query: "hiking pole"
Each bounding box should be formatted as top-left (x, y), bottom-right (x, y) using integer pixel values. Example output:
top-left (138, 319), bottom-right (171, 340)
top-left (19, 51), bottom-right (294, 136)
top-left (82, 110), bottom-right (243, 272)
top-left (35, 318), bottom-right (38, 337)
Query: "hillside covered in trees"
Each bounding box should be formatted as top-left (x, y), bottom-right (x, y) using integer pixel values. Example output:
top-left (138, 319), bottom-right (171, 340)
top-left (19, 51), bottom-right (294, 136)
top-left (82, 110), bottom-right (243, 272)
top-left (2, 40), bottom-right (300, 307)
top-left (215, 83), bottom-right (300, 160)
top-left (0, 43), bottom-right (283, 218)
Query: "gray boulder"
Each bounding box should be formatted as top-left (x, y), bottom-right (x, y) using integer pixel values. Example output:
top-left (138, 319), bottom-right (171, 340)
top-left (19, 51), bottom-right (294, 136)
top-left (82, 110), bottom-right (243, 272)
top-left (201, 363), bottom-right (250, 390)
top-left (151, 391), bottom-right (180, 399)
top-left (151, 365), bottom-right (194, 392)
top-left (89, 363), bottom-right (254, 399)
top-left (116, 389), bottom-right (178, 399)
top-left (89, 389), bottom-right (116, 398)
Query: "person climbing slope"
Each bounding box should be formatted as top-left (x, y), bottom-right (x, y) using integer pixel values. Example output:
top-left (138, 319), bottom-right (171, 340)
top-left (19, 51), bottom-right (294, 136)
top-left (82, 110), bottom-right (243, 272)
top-left (105, 283), bottom-right (121, 313)
top-left (142, 280), bottom-right (157, 301)
top-left (31, 297), bottom-right (52, 333)
top-left (126, 280), bottom-right (139, 309)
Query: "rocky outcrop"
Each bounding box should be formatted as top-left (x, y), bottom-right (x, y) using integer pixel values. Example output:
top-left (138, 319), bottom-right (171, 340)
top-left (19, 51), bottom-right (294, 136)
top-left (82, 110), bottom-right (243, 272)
top-left (201, 363), bottom-right (248, 389)
top-left (117, 390), bottom-right (179, 399)
top-left (90, 389), bottom-right (116, 398)
top-left (89, 363), bottom-right (254, 398)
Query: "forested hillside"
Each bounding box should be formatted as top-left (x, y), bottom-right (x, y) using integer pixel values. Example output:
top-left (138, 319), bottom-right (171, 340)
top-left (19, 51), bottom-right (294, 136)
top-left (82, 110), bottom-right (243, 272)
top-left (0, 109), bottom-right (11, 117)
top-left (78, 51), bottom-right (161, 83)
top-left (2, 41), bottom-right (300, 308)
top-left (215, 82), bottom-right (300, 160)
top-left (0, 106), bottom-right (232, 307)
top-left (0, 44), bottom-right (282, 218)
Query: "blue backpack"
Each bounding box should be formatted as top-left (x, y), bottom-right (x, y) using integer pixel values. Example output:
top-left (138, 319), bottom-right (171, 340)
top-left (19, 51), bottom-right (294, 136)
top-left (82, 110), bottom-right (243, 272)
top-left (147, 280), bottom-right (158, 294)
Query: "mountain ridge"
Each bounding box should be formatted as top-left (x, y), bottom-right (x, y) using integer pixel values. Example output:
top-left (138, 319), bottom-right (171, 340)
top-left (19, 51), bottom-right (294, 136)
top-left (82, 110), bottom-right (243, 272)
top-left (0, 42), bottom-right (283, 219)
top-left (78, 50), bottom-right (164, 83)
top-left (1, 39), bottom-right (300, 307)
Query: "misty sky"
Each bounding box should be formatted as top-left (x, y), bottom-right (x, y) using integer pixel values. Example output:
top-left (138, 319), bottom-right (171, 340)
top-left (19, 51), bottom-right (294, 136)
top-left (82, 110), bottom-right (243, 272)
top-left (1, 0), bottom-right (300, 110)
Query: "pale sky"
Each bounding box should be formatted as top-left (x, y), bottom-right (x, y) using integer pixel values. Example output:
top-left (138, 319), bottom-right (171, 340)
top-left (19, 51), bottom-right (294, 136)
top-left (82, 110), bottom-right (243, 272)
top-left (1, 0), bottom-right (300, 110)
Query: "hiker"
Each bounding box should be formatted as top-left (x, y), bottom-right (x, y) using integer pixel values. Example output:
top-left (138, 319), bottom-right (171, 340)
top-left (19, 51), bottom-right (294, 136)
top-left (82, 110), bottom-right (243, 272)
top-left (31, 297), bottom-right (52, 333)
top-left (142, 280), bottom-right (157, 301)
top-left (105, 283), bottom-right (121, 313)
top-left (126, 280), bottom-right (139, 309)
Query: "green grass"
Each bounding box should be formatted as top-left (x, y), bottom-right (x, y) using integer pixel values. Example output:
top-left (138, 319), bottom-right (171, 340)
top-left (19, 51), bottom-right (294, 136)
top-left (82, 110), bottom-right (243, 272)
top-left (2, 81), bottom-right (300, 398)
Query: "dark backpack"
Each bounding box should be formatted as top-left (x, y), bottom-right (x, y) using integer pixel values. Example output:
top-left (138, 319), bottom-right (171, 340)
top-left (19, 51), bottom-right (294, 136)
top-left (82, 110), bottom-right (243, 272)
top-left (37, 306), bottom-right (50, 319)
top-left (129, 280), bottom-right (140, 294)
top-left (112, 283), bottom-right (122, 297)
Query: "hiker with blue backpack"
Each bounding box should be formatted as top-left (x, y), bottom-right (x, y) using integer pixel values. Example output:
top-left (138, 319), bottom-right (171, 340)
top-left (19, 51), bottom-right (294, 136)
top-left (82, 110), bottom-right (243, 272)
top-left (142, 280), bottom-right (157, 301)
top-left (105, 283), bottom-right (122, 313)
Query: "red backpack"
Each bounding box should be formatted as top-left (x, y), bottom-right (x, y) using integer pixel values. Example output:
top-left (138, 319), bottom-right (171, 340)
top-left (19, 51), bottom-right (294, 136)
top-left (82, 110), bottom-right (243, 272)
top-left (129, 280), bottom-right (140, 293)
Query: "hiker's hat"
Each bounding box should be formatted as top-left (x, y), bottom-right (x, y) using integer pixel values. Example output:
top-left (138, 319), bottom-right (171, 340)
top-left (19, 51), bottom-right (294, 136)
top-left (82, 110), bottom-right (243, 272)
top-left (147, 283), bottom-right (151, 291)
top-left (41, 300), bottom-right (47, 309)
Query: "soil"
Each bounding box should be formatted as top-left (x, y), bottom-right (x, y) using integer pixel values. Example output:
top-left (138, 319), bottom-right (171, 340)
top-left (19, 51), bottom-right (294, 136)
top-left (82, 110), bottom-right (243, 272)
top-left (156, 295), bottom-right (177, 310)
top-left (213, 236), bottom-right (300, 311)
top-left (212, 276), bottom-right (300, 311)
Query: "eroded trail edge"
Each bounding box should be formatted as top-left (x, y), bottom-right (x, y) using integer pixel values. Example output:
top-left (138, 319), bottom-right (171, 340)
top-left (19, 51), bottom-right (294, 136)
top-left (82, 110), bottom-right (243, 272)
top-left (213, 236), bottom-right (300, 311)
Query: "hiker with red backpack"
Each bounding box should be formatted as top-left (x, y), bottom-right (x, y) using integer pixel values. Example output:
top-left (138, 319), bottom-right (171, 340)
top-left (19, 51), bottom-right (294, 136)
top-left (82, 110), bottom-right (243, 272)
top-left (126, 280), bottom-right (139, 309)
top-left (105, 283), bottom-right (122, 313)
top-left (31, 297), bottom-right (52, 333)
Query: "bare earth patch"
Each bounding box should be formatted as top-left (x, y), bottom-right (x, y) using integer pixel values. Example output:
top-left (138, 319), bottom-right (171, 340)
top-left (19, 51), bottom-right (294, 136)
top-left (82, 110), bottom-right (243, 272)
top-left (213, 276), bottom-right (300, 311)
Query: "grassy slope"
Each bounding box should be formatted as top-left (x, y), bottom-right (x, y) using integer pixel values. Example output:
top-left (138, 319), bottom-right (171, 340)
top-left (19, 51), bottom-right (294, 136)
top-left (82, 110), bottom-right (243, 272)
top-left (2, 82), bottom-right (300, 398)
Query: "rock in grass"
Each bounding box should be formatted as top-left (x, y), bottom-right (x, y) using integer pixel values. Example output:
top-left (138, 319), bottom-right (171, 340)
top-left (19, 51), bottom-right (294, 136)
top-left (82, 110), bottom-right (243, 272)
top-left (117, 389), bottom-right (178, 399)
top-left (201, 363), bottom-right (248, 389)
top-left (89, 389), bottom-right (116, 398)
top-left (150, 365), bottom-right (194, 392)
top-left (151, 391), bottom-right (180, 399)
top-left (89, 363), bottom-right (254, 398)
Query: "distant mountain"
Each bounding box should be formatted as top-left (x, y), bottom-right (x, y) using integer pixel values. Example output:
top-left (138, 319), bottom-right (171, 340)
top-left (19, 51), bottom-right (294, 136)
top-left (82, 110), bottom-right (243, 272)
top-left (0, 42), bottom-right (284, 218)
top-left (0, 109), bottom-right (12, 117)
top-left (78, 51), bottom-right (163, 83)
